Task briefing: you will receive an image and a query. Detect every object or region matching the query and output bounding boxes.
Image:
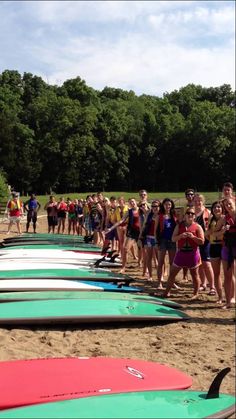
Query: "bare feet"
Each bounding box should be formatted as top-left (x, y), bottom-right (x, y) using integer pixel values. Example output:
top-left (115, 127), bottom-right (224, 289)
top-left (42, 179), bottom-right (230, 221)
top-left (157, 282), bottom-right (163, 290)
top-left (221, 304), bottom-right (232, 310)
top-left (190, 294), bottom-right (199, 301)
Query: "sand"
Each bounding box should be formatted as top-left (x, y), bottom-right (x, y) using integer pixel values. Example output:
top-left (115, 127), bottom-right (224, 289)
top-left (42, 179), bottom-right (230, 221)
top-left (0, 215), bottom-right (235, 408)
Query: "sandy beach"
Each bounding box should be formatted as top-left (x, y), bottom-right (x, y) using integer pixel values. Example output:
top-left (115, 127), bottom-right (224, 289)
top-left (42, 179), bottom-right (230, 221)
top-left (0, 215), bottom-right (235, 410)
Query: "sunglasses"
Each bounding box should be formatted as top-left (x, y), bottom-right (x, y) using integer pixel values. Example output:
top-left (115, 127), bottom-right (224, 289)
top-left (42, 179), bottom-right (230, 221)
top-left (186, 193), bottom-right (194, 197)
top-left (152, 205), bottom-right (159, 208)
top-left (186, 211), bottom-right (195, 215)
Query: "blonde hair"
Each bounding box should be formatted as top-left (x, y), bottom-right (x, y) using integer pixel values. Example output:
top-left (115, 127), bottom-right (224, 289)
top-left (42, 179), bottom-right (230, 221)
top-left (194, 193), bottom-right (205, 205)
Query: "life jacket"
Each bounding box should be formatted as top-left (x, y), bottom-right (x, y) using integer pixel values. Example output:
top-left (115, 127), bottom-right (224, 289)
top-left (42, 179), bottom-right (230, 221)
top-left (8, 199), bottom-right (21, 211)
top-left (142, 211), bottom-right (156, 237)
top-left (127, 208), bottom-right (140, 232)
top-left (195, 208), bottom-right (210, 231)
top-left (156, 213), bottom-right (177, 239)
top-left (177, 221), bottom-right (199, 251)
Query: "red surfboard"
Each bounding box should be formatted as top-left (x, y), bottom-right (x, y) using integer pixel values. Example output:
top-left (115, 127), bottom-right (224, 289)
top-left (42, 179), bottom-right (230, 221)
top-left (0, 357), bottom-right (192, 410)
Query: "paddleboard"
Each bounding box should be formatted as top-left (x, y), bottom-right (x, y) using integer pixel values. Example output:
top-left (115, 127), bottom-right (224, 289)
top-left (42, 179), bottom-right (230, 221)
top-left (0, 244), bottom-right (102, 254)
top-left (0, 298), bottom-right (189, 324)
top-left (0, 257), bottom-right (122, 268)
top-left (0, 279), bottom-right (141, 293)
top-left (0, 357), bottom-right (192, 410)
top-left (0, 249), bottom-right (110, 263)
top-left (0, 388), bottom-right (233, 419)
top-left (0, 267), bottom-right (132, 283)
top-left (0, 291), bottom-right (182, 309)
top-left (3, 233), bottom-right (86, 241)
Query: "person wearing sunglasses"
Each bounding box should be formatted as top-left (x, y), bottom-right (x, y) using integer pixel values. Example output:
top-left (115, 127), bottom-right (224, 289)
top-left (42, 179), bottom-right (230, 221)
top-left (162, 207), bottom-right (204, 300)
top-left (185, 188), bottom-right (195, 207)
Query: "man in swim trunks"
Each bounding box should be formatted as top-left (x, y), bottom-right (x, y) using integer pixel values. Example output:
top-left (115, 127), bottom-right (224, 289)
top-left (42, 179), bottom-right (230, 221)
top-left (24, 193), bottom-right (41, 233)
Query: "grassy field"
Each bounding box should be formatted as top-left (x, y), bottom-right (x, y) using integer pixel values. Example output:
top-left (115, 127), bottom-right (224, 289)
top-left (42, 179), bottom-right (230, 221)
top-left (33, 191), bottom-right (221, 211)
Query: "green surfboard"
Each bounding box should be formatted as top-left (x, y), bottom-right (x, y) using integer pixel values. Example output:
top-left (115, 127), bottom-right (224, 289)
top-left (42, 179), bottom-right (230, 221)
top-left (0, 298), bottom-right (189, 325)
top-left (0, 390), bottom-right (234, 418)
top-left (0, 267), bottom-right (130, 282)
top-left (1, 243), bottom-right (101, 251)
top-left (0, 291), bottom-right (182, 309)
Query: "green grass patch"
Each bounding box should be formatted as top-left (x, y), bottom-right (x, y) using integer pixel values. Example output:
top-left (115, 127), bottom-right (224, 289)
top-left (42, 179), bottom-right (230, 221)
top-left (27, 191), bottom-right (221, 214)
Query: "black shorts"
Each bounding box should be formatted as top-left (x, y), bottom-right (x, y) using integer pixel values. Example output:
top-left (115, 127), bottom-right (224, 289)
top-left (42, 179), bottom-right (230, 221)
top-left (126, 229), bottom-right (140, 242)
top-left (209, 243), bottom-right (222, 259)
top-left (47, 216), bottom-right (58, 227)
top-left (27, 210), bottom-right (37, 223)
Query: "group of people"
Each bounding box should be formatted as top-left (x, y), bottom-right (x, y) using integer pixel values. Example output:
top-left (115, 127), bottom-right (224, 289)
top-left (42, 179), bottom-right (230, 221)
top-left (4, 183), bottom-right (236, 309)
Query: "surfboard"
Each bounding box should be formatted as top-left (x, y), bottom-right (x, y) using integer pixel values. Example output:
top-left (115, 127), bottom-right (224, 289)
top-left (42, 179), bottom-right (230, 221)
top-left (0, 244), bottom-right (102, 253)
top-left (0, 257), bottom-right (122, 268)
top-left (0, 357), bottom-right (192, 410)
top-left (0, 291), bottom-right (182, 309)
top-left (3, 233), bottom-right (86, 241)
top-left (0, 388), bottom-right (233, 419)
top-left (0, 249), bottom-right (112, 263)
top-left (0, 279), bottom-right (141, 293)
top-left (0, 267), bottom-right (132, 283)
top-left (0, 298), bottom-right (189, 325)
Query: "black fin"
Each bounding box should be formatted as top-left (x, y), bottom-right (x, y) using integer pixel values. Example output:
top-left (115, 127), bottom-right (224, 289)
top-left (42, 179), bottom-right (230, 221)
top-left (94, 255), bottom-right (106, 267)
top-left (206, 367), bottom-right (231, 399)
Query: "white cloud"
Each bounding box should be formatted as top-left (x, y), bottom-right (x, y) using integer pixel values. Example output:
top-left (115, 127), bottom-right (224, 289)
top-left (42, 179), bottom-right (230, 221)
top-left (0, 1), bottom-right (235, 96)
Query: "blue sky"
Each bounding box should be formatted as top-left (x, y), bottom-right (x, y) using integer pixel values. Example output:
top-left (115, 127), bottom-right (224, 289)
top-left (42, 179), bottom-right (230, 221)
top-left (0, 1), bottom-right (235, 96)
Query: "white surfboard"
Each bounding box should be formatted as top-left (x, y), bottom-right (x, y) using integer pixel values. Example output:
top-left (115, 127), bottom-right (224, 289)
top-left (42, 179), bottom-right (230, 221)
top-left (0, 262), bottom-right (113, 272)
top-left (0, 249), bottom-right (101, 261)
top-left (0, 279), bottom-right (103, 292)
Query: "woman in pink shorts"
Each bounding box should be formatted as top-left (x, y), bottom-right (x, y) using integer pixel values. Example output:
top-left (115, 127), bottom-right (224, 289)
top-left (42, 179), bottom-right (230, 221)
top-left (162, 207), bottom-right (205, 299)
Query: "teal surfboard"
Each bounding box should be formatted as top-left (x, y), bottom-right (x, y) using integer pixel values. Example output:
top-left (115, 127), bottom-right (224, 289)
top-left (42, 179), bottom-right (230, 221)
top-left (0, 298), bottom-right (189, 325)
top-left (0, 267), bottom-right (131, 282)
top-left (0, 389), bottom-right (234, 418)
top-left (0, 291), bottom-right (182, 309)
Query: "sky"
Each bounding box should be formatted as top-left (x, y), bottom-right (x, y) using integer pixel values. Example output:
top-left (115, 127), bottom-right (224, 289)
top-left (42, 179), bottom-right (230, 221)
top-left (0, 0), bottom-right (235, 96)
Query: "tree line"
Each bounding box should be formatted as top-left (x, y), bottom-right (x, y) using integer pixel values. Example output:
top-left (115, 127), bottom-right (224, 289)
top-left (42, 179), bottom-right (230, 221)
top-left (0, 69), bottom-right (235, 196)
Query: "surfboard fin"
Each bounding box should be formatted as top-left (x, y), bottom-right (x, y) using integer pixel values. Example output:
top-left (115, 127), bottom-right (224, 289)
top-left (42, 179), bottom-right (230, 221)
top-left (206, 367), bottom-right (231, 399)
top-left (94, 255), bottom-right (106, 267)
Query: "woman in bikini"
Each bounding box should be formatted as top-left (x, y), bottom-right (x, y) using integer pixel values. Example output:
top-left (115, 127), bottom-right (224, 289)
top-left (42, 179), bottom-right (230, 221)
top-left (194, 194), bottom-right (216, 296)
top-left (205, 201), bottom-right (225, 305)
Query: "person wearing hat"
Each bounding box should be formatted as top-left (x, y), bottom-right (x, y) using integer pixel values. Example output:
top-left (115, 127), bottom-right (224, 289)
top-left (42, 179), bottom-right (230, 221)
top-left (6, 192), bottom-right (24, 235)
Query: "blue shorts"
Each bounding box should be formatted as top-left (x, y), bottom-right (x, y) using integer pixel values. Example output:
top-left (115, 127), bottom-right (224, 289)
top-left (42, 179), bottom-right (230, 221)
top-left (144, 236), bottom-right (157, 248)
top-left (199, 240), bottom-right (211, 261)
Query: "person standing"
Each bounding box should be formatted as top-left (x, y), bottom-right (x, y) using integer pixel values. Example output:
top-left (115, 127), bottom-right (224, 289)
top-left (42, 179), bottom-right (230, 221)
top-left (57, 197), bottom-right (68, 234)
top-left (194, 194), bottom-right (215, 295)
top-left (156, 198), bottom-right (177, 289)
top-left (24, 193), bottom-right (41, 233)
top-left (205, 201), bottom-right (225, 305)
top-left (139, 200), bottom-right (160, 281)
top-left (44, 195), bottom-right (58, 234)
top-left (6, 192), bottom-right (24, 235)
top-left (162, 207), bottom-right (204, 300)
